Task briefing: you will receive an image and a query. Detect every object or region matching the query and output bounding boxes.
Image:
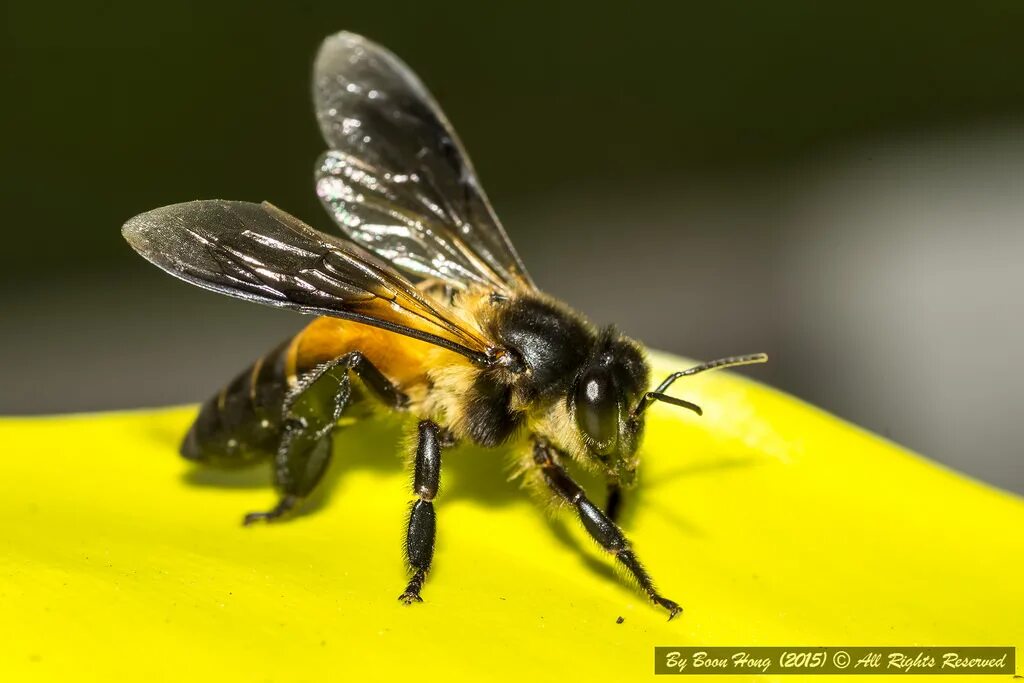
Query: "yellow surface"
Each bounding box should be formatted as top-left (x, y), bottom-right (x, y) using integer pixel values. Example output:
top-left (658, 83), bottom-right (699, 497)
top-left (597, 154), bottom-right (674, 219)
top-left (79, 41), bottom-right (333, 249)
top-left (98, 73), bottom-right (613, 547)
top-left (1, 351), bottom-right (1021, 683)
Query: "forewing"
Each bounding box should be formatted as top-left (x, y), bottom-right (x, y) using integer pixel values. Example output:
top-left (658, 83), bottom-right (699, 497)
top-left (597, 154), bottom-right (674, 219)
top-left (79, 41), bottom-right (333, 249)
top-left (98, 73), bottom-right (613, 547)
top-left (313, 31), bottom-right (534, 293)
top-left (122, 200), bottom-right (496, 362)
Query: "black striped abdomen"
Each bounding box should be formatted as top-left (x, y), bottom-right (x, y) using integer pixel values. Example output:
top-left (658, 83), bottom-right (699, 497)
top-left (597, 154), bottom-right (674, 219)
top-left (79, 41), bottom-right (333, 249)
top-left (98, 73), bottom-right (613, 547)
top-left (181, 340), bottom-right (292, 467)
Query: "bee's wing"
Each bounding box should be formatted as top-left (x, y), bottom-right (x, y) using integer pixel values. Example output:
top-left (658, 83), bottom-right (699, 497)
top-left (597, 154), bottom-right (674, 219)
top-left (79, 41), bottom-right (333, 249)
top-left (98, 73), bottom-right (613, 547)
top-left (122, 200), bottom-right (499, 363)
top-left (313, 31), bottom-right (535, 295)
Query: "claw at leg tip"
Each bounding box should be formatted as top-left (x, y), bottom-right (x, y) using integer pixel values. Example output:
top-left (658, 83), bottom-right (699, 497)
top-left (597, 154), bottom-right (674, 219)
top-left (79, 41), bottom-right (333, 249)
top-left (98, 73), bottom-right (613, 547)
top-left (398, 592), bottom-right (424, 605)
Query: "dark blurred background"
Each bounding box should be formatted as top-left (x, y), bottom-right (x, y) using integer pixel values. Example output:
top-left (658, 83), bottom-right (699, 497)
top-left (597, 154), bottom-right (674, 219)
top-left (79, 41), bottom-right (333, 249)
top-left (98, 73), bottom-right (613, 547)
top-left (3, 2), bottom-right (1022, 493)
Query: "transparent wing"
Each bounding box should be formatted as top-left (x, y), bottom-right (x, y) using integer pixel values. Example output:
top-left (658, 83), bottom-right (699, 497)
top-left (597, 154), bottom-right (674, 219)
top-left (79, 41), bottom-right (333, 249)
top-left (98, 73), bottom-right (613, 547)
top-left (313, 31), bottom-right (534, 293)
top-left (122, 200), bottom-right (498, 363)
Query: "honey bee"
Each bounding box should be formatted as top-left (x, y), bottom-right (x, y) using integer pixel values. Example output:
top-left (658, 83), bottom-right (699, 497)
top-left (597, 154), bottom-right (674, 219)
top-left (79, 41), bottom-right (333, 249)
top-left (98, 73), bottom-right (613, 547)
top-left (122, 31), bottom-right (767, 618)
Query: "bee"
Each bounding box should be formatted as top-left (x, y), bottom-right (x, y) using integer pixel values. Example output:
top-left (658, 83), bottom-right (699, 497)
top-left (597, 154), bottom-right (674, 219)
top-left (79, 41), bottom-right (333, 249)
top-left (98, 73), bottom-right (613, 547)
top-left (122, 31), bottom-right (767, 619)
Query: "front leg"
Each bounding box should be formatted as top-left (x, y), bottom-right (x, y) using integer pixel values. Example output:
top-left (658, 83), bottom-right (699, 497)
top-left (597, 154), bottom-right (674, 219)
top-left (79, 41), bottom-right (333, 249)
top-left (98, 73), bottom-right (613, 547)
top-left (532, 439), bottom-right (682, 619)
top-left (605, 479), bottom-right (624, 523)
top-left (399, 420), bottom-right (443, 604)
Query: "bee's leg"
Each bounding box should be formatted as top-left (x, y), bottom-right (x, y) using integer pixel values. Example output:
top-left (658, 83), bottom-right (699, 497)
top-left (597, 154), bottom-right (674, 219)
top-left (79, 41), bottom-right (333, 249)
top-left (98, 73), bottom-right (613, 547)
top-left (244, 352), bottom-right (407, 525)
top-left (399, 420), bottom-right (443, 605)
top-left (605, 480), bottom-right (624, 523)
top-left (341, 351), bottom-right (408, 410)
top-left (532, 439), bottom-right (682, 620)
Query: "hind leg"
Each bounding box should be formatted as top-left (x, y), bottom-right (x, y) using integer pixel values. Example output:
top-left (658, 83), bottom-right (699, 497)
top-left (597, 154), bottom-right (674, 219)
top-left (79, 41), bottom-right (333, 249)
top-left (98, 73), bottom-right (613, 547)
top-left (243, 351), bottom-right (406, 525)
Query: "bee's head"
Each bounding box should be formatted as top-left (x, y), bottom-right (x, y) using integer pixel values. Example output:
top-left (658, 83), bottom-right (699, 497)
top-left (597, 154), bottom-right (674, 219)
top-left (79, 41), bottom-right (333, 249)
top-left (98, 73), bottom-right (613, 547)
top-left (569, 330), bottom-right (649, 486)
top-left (570, 331), bottom-right (769, 486)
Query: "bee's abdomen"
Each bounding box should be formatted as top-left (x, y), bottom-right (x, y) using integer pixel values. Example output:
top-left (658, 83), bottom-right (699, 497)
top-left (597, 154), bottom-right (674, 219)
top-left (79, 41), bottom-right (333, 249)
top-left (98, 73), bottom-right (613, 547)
top-left (181, 339), bottom-right (292, 467)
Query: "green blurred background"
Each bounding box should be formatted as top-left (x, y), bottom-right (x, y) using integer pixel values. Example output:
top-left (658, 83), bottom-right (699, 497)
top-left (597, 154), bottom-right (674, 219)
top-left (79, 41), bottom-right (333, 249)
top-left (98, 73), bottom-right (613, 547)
top-left (3, 2), bottom-right (1023, 493)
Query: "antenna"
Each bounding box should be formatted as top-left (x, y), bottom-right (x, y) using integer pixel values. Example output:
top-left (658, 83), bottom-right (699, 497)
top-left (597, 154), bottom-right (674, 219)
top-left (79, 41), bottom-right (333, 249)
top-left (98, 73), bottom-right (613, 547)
top-left (630, 353), bottom-right (768, 420)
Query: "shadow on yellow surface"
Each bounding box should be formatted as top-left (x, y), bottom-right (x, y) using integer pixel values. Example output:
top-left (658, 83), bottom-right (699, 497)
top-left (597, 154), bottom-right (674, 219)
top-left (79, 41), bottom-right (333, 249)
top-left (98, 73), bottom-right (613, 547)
top-left (1, 352), bottom-right (1021, 682)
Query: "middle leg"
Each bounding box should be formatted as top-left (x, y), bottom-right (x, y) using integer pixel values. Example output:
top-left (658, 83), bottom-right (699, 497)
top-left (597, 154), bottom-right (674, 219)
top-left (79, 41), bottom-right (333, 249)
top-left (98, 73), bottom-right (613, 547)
top-left (399, 420), bottom-right (444, 604)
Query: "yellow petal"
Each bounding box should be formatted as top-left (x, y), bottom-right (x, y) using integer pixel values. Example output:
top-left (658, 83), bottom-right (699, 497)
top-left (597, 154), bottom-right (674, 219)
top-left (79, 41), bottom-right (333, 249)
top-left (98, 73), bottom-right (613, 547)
top-left (1, 351), bottom-right (1021, 681)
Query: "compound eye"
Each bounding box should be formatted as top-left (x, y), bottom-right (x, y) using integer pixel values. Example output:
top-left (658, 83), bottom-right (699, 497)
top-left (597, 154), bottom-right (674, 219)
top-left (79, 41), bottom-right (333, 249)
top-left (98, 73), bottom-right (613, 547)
top-left (574, 367), bottom-right (618, 448)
